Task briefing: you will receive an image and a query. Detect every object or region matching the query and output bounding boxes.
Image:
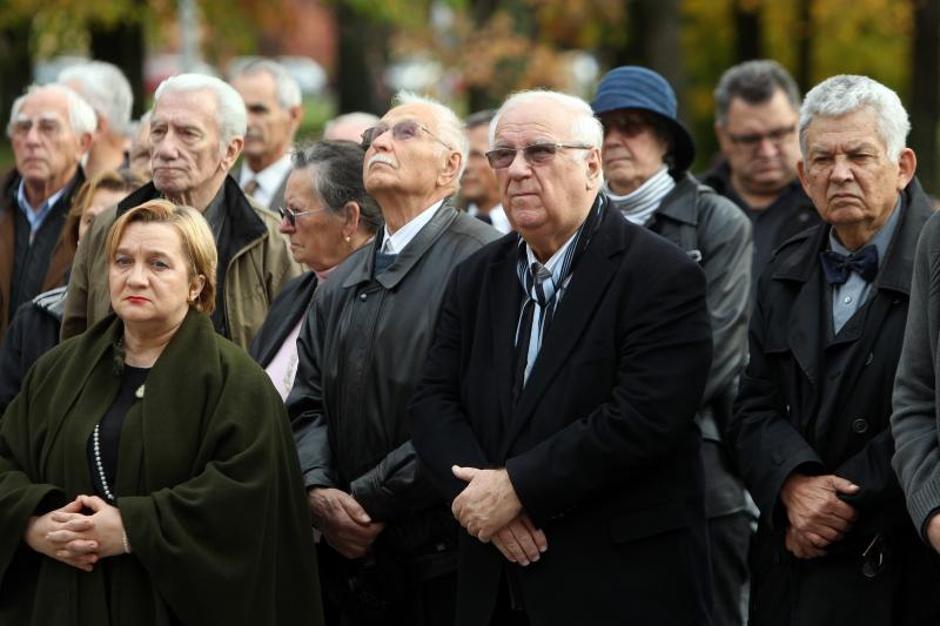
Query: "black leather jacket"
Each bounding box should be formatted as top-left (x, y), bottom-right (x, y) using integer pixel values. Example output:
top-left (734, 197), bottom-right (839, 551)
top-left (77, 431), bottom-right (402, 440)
top-left (288, 200), bottom-right (499, 549)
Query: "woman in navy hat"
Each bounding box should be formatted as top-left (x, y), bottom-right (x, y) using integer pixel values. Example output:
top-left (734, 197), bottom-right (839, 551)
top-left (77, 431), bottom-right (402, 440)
top-left (592, 65), bottom-right (755, 626)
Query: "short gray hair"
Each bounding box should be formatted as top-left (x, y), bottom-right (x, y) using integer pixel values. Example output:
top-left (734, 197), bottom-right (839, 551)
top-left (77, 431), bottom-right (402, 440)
top-left (391, 91), bottom-right (469, 179)
top-left (7, 83), bottom-right (97, 138)
top-left (799, 74), bottom-right (910, 162)
top-left (154, 73), bottom-right (247, 150)
top-left (714, 59), bottom-right (801, 125)
top-left (491, 90), bottom-right (603, 153)
top-left (58, 61), bottom-right (133, 135)
top-left (231, 59), bottom-right (302, 109)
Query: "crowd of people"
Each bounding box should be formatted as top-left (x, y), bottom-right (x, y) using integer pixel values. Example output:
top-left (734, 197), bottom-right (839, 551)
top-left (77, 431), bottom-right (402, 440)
top-left (0, 53), bottom-right (939, 626)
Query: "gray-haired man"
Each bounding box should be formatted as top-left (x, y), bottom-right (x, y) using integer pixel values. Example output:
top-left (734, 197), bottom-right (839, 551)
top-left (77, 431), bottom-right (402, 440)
top-left (230, 59), bottom-right (304, 211)
top-left (62, 73), bottom-right (300, 349)
top-left (729, 74), bottom-right (940, 626)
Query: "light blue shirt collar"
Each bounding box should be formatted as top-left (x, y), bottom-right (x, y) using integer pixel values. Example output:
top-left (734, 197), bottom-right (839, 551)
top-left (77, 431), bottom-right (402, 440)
top-left (16, 178), bottom-right (68, 235)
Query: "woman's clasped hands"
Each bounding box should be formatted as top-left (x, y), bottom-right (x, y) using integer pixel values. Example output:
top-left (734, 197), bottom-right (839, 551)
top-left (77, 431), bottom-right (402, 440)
top-left (23, 495), bottom-right (128, 572)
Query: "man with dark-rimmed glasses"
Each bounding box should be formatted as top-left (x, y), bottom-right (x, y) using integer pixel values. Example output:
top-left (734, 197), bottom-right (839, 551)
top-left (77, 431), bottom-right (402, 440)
top-left (411, 89), bottom-right (714, 626)
top-left (288, 91), bottom-right (498, 625)
top-left (704, 59), bottom-right (820, 293)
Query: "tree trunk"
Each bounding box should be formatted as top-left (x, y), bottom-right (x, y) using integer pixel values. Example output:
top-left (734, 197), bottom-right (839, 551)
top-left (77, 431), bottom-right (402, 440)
top-left (336, 3), bottom-right (389, 115)
top-left (733, 0), bottom-right (763, 62)
top-left (467, 0), bottom-right (501, 113)
top-left (0, 19), bottom-right (32, 126)
top-left (910, 0), bottom-right (939, 195)
top-left (795, 0), bottom-right (813, 91)
top-left (89, 18), bottom-right (147, 118)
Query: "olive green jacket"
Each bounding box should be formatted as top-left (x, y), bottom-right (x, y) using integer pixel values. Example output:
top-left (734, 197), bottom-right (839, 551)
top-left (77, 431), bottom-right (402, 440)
top-left (0, 309), bottom-right (322, 625)
top-left (61, 176), bottom-right (301, 348)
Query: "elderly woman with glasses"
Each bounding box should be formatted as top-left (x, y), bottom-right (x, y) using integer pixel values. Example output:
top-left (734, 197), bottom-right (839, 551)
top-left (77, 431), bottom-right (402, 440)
top-left (249, 140), bottom-right (382, 399)
top-left (0, 199), bottom-right (322, 625)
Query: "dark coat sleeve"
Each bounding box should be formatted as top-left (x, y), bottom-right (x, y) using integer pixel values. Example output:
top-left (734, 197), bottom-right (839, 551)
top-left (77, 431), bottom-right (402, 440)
top-left (0, 364), bottom-right (67, 587)
top-left (411, 261), bottom-right (495, 502)
top-left (502, 256), bottom-right (713, 524)
top-left (698, 194), bottom-right (752, 416)
top-left (0, 303), bottom-right (61, 415)
top-left (891, 213), bottom-right (940, 538)
top-left (727, 279), bottom-right (825, 524)
top-left (286, 287), bottom-right (336, 490)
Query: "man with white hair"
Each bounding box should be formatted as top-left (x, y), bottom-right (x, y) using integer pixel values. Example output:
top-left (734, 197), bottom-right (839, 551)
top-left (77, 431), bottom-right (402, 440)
top-left (59, 60), bottom-right (134, 178)
top-left (62, 73), bottom-right (300, 349)
top-left (323, 111), bottom-right (380, 143)
top-left (410, 89), bottom-right (714, 626)
top-left (729, 75), bottom-right (940, 625)
top-left (230, 59), bottom-right (303, 210)
top-left (288, 92), bottom-right (498, 625)
top-left (1, 84), bottom-right (94, 341)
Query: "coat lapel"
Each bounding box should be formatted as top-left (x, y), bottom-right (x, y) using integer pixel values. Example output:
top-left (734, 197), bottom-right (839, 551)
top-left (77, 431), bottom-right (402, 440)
top-left (500, 225), bottom-right (621, 457)
top-left (486, 247), bottom-right (522, 427)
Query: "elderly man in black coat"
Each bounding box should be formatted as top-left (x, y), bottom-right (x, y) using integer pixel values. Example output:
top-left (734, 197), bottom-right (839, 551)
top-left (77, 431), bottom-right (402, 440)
top-left (411, 89), bottom-right (714, 626)
top-left (728, 74), bottom-right (940, 626)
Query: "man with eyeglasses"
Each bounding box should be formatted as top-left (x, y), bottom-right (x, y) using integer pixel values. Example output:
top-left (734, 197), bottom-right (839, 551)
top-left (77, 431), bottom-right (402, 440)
top-left (61, 73), bottom-right (300, 349)
top-left (704, 60), bottom-right (819, 292)
top-left (410, 89), bottom-right (714, 626)
top-left (288, 92), bottom-right (497, 625)
top-left (590, 65), bottom-right (754, 626)
top-left (1, 84), bottom-right (94, 343)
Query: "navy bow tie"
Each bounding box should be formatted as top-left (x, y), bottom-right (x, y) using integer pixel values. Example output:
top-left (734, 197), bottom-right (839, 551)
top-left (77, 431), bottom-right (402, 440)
top-left (819, 245), bottom-right (879, 286)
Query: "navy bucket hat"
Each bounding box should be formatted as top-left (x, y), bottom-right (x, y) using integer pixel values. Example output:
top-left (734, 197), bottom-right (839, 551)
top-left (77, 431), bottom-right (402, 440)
top-left (591, 66), bottom-right (696, 173)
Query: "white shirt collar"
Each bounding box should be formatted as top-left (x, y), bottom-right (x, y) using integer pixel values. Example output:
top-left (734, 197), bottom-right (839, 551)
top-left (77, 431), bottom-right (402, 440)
top-left (381, 199), bottom-right (444, 254)
top-left (240, 152), bottom-right (293, 208)
top-left (524, 228), bottom-right (578, 275)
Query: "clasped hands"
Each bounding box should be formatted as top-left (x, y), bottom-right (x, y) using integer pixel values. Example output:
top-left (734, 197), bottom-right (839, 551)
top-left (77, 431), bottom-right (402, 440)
top-left (307, 487), bottom-right (385, 559)
top-left (780, 473), bottom-right (859, 559)
top-left (23, 495), bottom-right (127, 572)
top-left (451, 465), bottom-right (547, 567)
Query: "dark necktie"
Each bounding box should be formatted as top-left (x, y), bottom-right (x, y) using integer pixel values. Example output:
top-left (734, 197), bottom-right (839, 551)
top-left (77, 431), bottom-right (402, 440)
top-left (819, 245), bottom-right (879, 285)
top-left (475, 213), bottom-right (493, 225)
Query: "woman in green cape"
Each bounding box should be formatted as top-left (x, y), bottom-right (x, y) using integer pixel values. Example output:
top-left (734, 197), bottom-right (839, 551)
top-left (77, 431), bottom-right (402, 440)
top-left (0, 199), bottom-right (323, 625)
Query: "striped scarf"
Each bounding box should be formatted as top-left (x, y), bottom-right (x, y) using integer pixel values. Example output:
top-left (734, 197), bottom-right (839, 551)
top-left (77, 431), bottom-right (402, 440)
top-left (604, 166), bottom-right (676, 226)
top-left (514, 196), bottom-right (606, 387)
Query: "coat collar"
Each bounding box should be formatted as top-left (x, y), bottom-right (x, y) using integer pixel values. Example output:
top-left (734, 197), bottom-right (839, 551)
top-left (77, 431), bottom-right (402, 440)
top-left (499, 199), bottom-right (628, 454)
top-left (342, 197), bottom-right (460, 290)
top-left (770, 177), bottom-right (934, 296)
top-left (653, 172), bottom-right (700, 226)
top-left (118, 175), bottom-right (267, 253)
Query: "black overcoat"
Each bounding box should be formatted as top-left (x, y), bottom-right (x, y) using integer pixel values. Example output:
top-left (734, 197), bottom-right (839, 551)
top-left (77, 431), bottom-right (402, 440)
top-left (411, 201), bottom-right (714, 626)
top-left (729, 179), bottom-right (940, 626)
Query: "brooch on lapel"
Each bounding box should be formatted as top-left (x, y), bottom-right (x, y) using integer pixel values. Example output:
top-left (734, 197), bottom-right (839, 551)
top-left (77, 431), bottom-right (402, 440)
top-left (135, 385), bottom-right (146, 399)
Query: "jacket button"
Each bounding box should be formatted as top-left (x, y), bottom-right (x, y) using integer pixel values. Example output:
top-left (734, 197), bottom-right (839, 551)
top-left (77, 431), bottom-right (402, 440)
top-left (851, 418), bottom-right (869, 434)
top-left (864, 352), bottom-right (874, 366)
top-left (359, 292), bottom-right (368, 301)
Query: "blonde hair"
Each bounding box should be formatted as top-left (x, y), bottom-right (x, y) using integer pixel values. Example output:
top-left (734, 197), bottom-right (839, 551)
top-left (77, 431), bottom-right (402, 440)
top-left (105, 199), bottom-right (218, 314)
top-left (65, 168), bottom-right (146, 249)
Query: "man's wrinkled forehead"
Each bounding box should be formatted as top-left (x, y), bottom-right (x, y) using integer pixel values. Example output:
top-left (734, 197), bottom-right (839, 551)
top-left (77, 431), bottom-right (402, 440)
top-left (494, 103), bottom-right (566, 146)
top-left (17, 91), bottom-right (70, 123)
top-left (382, 103), bottom-right (436, 130)
top-left (153, 90), bottom-right (219, 128)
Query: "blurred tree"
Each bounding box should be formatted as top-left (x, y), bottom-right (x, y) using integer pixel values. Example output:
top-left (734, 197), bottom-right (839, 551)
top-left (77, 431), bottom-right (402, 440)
top-left (794, 0), bottom-right (813, 91)
top-left (910, 0), bottom-right (939, 193)
top-left (335, 1), bottom-right (392, 114)
top-left (0, 16), bottom-right (32, 127)
top-left (733, 0), bottom-right (762, 61)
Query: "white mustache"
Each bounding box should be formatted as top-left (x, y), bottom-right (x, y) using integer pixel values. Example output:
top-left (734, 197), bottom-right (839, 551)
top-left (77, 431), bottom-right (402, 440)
top-left (368, 154), bottom-right (397, 169)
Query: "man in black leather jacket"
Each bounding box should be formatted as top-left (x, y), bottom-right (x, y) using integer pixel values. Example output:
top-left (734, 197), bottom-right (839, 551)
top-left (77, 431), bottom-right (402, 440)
top-left (287, 92), bottom-right (499, 625)
top-left (592, 66), bottom-right (755, 626)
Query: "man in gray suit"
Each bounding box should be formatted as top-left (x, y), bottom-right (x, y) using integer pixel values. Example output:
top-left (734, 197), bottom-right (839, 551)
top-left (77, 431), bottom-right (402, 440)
top-left (230, 59), bottom-right (303, 211)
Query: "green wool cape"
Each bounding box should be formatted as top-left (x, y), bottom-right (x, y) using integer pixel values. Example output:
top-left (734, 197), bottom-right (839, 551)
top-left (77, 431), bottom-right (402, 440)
top-left (0, 309), bottom-right (323, 625)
